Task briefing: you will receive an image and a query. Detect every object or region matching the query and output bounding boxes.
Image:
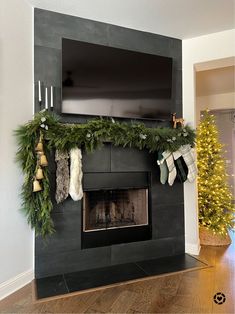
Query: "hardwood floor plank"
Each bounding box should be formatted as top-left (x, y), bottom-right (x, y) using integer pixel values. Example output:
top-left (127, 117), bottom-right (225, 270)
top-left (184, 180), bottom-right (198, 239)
top-left (109, 290), bottom-right (138, 313)
top-left (85, 286), bottom-right (123, 312)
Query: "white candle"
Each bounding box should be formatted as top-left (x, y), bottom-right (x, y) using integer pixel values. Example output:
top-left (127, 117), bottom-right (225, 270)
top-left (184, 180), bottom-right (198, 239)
top-left (38, 81), bottom-right (41, 102)
top-left (45, 87), bottom-right (48, 109)
top-left (50, 86), bottom-right (53, 108)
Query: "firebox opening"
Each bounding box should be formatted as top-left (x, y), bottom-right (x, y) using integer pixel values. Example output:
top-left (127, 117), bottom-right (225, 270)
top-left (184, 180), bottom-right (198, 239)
top-left (82, 184), bottom-right (151, 249)
top-left (83, 188), bottom-right (148, 232)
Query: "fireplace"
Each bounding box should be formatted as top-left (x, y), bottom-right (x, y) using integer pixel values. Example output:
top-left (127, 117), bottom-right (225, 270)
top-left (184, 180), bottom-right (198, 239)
top-left (34, 9), bottom-right (185, 281)
top-left (82, 172), bottom-right (152, 248)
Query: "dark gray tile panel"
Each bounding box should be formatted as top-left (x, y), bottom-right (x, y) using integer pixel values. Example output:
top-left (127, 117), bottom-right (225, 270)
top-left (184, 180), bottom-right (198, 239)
top-left (152, 203), bottom-right (184, 239)
top-left (82, 144), bottom-right (111, 173)
top-left (171, 67), bottom-right (182, 115)
top-left (83, 171), bottom-right (149, 190)
top-left (34, 45), bottom-right (61, 86)
top-left (64, 263), bottom-right (145, 292)
top-left (36, 275), bottom-right (68, 299)
top-left (173, 235), bottom-right (185, 255)
top-left (111, 146), bottom-right (156, 172)
top-left (35, 8), bottom-right (109, 49)
top-left (110, 238), bottom-right (175, 265)
top-left (35, 245), bottom-right (112, 279)
top-left (51, 197), bottom-right (81, 214)
top-left (136, 254), bottom-right (205, 276)
top-left (151, 180), bottom-right (184, 206)
top-left (107, 24), bottom-right (179, 58)
top-left (35, 203), bottom-right (82, 256)
top-left (169, 39), bottom-right (182, 68)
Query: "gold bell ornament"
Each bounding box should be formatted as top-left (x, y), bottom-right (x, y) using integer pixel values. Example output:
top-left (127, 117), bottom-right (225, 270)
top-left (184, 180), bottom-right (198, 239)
top-left (39, 152), bottom-right (48, 167)
top-left (33, 178), bottom-right (42, 192)
top-left (35, 134), bottom-right (44, 152)
top-left (36, 166), bottom-right (44, 180)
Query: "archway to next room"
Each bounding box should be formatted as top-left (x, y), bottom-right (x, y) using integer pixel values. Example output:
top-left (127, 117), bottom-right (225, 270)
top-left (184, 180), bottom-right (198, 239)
top-left (196, 58), bottom-right (235, 199)
top-left (195, 57), bottom-right (235, 245)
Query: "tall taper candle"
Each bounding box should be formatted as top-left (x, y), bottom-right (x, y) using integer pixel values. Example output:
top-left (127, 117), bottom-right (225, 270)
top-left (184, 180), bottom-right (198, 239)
top-left (50, 86), bottom-right (53, 108)
top-left (45, 87), bottom-right (48, 109)
top-left (38, 81), bottom-right (41, 102)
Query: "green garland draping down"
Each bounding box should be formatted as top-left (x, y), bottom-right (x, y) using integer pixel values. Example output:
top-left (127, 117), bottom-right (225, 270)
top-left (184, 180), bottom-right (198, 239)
top-left (15, 111), bottom-right (196, 236)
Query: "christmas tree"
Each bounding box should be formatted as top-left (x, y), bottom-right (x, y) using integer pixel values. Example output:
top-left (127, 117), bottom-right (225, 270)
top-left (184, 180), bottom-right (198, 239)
top-left (197, 111), bottom-right (235, 236)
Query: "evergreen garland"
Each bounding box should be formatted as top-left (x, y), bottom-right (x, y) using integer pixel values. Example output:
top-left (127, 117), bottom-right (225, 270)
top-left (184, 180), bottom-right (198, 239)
top-left (15, 111), bottom-right (196, 236)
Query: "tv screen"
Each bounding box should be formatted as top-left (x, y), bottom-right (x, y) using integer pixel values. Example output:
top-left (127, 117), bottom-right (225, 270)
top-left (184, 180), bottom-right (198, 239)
top-left (62, 38), bottom-right (173, 120)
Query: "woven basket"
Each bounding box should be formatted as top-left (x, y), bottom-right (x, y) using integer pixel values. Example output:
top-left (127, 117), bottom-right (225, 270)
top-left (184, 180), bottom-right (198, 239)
top-left (199, 227), bottom-right (231, 246)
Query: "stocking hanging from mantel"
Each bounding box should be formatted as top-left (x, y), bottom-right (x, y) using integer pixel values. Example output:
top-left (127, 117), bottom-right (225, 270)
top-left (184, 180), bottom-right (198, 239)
top-left (173, 150), bottom-right (188, 183)
top-left (179, 144), bottom-right (197, 182)
top-left (158, 145), bottom-right (197, 185)
top-left (69, 147), bottom-right (83, 201)
top-left (162, 151), bottom-right (177, 186)
top-left (55, 149), bottom-right (70, 204)
top-left (157, 152), bottom-right (169, 185)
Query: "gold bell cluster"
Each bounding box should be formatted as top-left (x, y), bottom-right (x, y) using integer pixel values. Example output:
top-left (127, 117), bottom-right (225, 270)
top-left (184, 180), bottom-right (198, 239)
top-left (33, 132), bottom-right (48, 192)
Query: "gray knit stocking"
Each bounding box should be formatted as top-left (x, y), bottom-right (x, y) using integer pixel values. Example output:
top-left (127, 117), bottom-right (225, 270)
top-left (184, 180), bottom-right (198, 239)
top-left (55, 150), bottom-right (70, 204)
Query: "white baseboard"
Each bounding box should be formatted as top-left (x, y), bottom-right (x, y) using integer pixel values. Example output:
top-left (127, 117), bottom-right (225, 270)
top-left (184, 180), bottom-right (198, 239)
top-left (185, 242), bottom-right (201, 255)
top-left (0, 269), bottom-right (34, 301)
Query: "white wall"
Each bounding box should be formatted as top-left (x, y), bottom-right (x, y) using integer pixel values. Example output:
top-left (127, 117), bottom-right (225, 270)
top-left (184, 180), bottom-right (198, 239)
top-left (196, 64), bottom-right (234, 123)
top-left (196, 92), bottom-right (235, 124)
top-left (0, 0), bottom-right (34, 300)
top-left (182, 29), bottom-right (235, 255)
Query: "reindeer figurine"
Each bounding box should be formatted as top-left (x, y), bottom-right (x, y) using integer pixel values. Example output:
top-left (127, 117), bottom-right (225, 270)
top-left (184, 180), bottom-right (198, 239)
top-left (172, 113), bottom-right (184, 129)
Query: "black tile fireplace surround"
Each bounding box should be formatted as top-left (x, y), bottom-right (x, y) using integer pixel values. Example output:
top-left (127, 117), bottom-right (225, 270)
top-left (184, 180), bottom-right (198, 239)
top-left (34, 8), bottom-right (184, 282)
top-left (35, 144), bottom-right (185, 278)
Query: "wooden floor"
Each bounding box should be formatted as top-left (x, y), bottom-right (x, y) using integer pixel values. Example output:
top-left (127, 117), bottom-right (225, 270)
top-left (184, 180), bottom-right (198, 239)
top-left (0, 234), bottom-right (234, 313)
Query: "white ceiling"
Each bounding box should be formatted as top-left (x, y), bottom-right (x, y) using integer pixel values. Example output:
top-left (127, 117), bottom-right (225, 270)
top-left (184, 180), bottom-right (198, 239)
top-left (27, 0), bottom-right (235, 39)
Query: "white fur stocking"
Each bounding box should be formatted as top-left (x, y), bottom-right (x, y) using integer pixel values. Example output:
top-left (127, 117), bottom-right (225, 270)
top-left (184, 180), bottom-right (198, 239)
top-left (69, 147), bottom-right (83, 201)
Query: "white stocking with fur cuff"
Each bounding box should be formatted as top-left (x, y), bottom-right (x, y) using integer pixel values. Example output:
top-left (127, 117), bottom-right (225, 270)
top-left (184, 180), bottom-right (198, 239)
top-left (69, 147), bottom-right (83, 201)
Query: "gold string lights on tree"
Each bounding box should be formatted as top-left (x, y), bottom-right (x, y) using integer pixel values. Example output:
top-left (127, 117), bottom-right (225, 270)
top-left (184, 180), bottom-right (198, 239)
top-left (197, 110), bottom-right (235, 237)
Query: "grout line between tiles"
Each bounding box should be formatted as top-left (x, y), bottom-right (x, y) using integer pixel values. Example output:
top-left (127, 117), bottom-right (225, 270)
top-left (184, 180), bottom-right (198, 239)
top-left (62, 274), bottom-right (70, 293)
top-left (134, 262), bottom-right (151, 276)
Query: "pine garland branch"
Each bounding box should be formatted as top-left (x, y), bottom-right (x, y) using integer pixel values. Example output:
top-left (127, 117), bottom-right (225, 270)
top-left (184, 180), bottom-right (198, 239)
top-left (15, 111), bottom-right (196, 236)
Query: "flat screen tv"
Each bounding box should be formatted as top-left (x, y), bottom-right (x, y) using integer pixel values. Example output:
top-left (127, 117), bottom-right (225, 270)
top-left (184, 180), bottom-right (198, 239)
top-left (62, 38), bottom-right (173, 120)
